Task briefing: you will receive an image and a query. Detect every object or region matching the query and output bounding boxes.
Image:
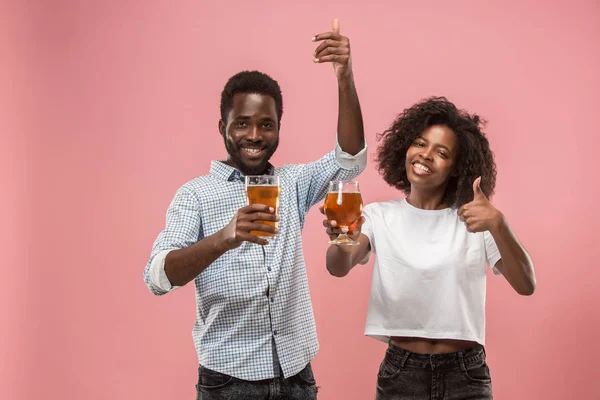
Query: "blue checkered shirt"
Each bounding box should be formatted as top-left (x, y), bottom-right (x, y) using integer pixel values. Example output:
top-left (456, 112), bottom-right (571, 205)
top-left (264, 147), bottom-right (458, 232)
top-left (143, 144), bottom-right (366, 380)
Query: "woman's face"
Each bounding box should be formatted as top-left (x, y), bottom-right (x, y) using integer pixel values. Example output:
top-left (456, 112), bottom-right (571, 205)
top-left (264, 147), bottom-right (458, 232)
top-left (405, 124), bottom-right (458, 191)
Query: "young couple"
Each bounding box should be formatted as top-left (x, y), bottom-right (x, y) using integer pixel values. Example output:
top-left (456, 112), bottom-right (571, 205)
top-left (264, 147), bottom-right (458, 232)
top-left (144, 19), bottom-right (535, 400)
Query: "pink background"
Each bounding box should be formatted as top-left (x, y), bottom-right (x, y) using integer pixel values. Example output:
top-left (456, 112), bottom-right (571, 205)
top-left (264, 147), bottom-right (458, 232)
top-left (2, 0), bottom-right (599, 399)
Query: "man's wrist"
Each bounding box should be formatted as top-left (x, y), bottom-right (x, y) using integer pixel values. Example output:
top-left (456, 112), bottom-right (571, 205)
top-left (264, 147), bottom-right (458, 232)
top-left (213, 230), bottom-right (233, 253)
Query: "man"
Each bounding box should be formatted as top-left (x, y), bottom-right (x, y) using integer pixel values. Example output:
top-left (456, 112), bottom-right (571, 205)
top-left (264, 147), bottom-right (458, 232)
top-left (143, 19), bottom-right (366, 399)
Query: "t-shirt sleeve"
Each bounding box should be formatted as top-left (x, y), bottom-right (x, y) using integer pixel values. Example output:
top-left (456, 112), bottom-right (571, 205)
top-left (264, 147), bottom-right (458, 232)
top-left (358, 203), bottom-right (376, 265)
top-left (484, 230), bottom-right (502, 275)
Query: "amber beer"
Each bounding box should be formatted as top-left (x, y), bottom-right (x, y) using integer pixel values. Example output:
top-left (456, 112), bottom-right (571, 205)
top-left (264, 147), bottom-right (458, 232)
top-left (245, 175), bottom-right (280, 237)
top-left (324, 192), bottom-right (363, 228)
top-left (324, 180), bottom-right (362, 245)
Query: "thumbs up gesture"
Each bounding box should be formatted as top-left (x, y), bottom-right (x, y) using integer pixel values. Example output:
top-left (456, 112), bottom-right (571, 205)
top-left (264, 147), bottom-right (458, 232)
top-left (458, 177), bottom-right (504, 233)
top-left (312, 18), bottom-right (352, 81)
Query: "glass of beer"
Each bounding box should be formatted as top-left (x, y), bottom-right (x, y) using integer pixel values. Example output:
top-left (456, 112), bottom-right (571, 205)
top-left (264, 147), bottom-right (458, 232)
top-left (245, 175), bottom-right (280, 238)
top-left (323, 180), bottom-right (363, 246)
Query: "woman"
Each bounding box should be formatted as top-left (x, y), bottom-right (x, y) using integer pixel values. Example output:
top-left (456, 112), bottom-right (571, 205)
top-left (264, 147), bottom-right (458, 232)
top-left (322, 97), bottom-right (536, 399)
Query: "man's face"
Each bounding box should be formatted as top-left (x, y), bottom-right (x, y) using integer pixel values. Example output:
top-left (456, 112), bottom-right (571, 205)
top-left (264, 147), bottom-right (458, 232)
top-left (219, 93), bottom-right (279, 175)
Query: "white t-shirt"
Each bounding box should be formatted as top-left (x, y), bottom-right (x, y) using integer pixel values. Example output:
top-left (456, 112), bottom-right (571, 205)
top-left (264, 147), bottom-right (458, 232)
top-left (360, 198), bottom-right (502, 345)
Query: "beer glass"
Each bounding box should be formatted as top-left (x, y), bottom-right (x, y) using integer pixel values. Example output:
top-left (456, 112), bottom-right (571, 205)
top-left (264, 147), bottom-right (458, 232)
top-left (323, 180), bottom-right (363, 245)
top-left (245, 175), bottom-right (280, 238)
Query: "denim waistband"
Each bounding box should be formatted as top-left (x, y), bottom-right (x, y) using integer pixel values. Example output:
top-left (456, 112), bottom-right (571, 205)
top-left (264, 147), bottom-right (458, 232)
top-left (385, 342), bottom-right (486, 372)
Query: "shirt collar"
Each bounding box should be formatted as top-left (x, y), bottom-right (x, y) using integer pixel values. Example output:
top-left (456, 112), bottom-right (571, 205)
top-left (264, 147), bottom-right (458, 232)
top-left (209, 161), bottom-right (276, 182)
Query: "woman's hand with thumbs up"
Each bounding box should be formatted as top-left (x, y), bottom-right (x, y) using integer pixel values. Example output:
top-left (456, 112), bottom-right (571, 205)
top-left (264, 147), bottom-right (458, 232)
top-left (458, 177), bottom-right (504, 233)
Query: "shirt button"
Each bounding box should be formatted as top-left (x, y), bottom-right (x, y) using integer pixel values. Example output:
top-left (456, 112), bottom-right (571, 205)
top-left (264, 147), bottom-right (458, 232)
top-left (273, 330), bottom-right (278, 336)
top-left (271, 297), bottom-right (275, 303)
top-left (267, 267), bottom-right (272, 271)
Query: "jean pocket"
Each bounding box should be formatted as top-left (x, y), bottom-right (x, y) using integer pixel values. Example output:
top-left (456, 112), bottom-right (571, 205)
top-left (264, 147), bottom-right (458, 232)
top-left (295, 363), bottom-right (316, 386)
top-left (463, 361), bottom-right (492, 384)
top-left (377, 354), bottom-right (402, 380)
top-left (197, 366), bottom-right (235, 390)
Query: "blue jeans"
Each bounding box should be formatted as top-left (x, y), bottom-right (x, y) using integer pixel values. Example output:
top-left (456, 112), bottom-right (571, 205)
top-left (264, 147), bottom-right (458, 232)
top-left (376, 343), bottom-right (493, 400)
top-left (196, 363), bottom-right (318, 400)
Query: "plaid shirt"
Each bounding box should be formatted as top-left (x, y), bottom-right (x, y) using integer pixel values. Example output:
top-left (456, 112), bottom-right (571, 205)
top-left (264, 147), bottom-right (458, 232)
top-left (144, 144), bottom-right (366, 380)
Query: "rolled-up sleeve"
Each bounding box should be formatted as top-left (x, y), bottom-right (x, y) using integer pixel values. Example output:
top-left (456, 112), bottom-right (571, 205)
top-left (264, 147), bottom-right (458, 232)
top-left (334, 141), bottom-right (368, 170)
top-left (143, 186), bottom-right (202, 295)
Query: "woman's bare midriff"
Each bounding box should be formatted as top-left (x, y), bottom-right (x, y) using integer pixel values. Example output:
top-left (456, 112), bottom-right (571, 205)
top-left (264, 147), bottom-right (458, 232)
top-left (390, 336), bottom-right (480, 354)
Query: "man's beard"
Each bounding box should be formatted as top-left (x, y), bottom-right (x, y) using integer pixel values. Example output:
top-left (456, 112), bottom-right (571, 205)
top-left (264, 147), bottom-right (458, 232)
top-left (224, 137), bottom-right (279, 176)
